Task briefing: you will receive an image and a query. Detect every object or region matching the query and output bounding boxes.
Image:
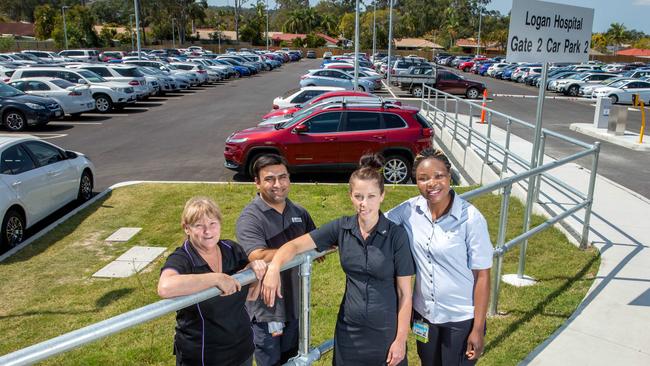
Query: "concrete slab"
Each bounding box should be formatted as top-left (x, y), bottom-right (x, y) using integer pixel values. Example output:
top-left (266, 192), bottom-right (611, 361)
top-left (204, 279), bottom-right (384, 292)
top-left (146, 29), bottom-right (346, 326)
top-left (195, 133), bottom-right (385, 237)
top-left (502, 274), bottom-right (537, 287)
top-left (93, 260), bottom-right (149, 278)
top-left (569, 123), bottom-right (650, 151)
top-left (105, 227), bottom-right (142, 242)
top-left (115, 246), bottom-right (166, 263)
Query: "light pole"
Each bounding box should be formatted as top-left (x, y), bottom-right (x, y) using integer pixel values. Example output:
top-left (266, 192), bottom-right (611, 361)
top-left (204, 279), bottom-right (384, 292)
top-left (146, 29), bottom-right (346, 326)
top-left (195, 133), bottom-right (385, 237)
top-left (133, 0), bottom-right (142, 59)
top-left (172, 18), bottom-right (176, 48)
top-left (372, 0), bottom-right (376, 62)
top-left (266, 0), bottom-right (269, 51)
top-left (476, 6), bottom-right (483, 57)
top-left (129, 14), bottom-right (135, 52)
top-left (353, 0), bottom-right (360, 90)
top-left (387, 0), bottom-right (394, 85)
top-left (61, 6), bottom-right (69, 50)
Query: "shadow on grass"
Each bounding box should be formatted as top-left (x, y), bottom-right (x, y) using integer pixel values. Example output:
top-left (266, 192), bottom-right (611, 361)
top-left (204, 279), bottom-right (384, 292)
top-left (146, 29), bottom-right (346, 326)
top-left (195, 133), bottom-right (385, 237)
top-left (0, 191), bottom-right (113, 264)
top-left (96, 288), bottom-right (135, 308)
top-left (484, 253), bottom-right (599, 355)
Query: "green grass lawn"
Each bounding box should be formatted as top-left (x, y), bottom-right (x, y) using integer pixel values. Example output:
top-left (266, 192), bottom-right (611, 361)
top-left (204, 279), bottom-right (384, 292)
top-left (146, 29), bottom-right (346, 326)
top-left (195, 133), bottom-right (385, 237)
top-left (0, 183), bottom-right (599, 365)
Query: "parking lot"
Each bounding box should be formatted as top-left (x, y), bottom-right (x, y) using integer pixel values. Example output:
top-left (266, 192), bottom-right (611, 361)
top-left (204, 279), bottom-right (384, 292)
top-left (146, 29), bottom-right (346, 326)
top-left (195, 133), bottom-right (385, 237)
top-left (2, 58), bottom-right (649, 199)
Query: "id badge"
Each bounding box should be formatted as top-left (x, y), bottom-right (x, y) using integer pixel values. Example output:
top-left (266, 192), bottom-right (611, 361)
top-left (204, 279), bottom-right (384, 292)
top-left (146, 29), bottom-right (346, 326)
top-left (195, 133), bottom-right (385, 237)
top-left (412, 320), bottom-right (429, 343)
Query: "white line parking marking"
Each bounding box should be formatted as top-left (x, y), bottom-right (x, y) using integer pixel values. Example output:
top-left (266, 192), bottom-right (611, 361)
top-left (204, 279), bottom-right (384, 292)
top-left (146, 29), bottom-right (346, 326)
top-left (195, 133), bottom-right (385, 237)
top-left (49, 122), bottom-right (103, 125)
top-left (492, 93), bottom-right (588, 101)
top-left (382, 80), bottom-right (397, 98)
top-left (33, 133), bottom-right (68, 140)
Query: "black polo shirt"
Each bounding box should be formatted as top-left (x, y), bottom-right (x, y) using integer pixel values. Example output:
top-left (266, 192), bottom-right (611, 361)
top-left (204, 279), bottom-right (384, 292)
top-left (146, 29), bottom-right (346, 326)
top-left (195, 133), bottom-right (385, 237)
top-left (236, 195), bottom-right (315, 322)
top-left (309, 213), bottom-right (415, 328)
top-left (161, 240), bottom-right (254, 366)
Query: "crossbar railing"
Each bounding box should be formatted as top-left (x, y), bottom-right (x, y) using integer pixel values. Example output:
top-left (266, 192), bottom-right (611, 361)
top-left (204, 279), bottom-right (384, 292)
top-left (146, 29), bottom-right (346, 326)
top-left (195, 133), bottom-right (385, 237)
top-left (421, 84), bottom-right (600, 315)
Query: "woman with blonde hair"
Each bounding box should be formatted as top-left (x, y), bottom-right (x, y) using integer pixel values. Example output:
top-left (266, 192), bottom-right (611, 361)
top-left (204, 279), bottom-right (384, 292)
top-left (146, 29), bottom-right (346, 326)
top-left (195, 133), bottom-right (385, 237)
top-left (158, 196), bottom-right (267, 366)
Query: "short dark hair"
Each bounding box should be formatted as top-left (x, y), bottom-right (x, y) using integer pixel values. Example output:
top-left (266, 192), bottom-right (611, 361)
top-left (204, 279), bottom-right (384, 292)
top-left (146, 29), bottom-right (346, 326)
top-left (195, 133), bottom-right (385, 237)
top-left (412, 148), bottom-right (451, 176)
top-left (253, 154), bottom-right (289, 179)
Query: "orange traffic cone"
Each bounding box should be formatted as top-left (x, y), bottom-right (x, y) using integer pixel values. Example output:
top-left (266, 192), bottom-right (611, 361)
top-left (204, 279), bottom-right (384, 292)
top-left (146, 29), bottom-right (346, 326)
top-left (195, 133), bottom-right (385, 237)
top-left (480, 89), bottom-right (488, 123)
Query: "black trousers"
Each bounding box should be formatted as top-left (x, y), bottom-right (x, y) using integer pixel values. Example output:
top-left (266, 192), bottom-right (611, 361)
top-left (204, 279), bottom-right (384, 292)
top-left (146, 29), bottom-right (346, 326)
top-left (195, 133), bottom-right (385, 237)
top-left (413, 311), bottom-right (476, 366)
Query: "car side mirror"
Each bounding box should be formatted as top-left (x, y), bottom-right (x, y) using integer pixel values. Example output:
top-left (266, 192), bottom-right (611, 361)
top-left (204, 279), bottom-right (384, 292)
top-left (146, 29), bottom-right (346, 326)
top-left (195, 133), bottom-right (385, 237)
top-left (293, 124), bottom-right (309, 134)
top-left (77, 79), bottom-right (87, 84)
top-left (65, 150), bottom-right (78, 159)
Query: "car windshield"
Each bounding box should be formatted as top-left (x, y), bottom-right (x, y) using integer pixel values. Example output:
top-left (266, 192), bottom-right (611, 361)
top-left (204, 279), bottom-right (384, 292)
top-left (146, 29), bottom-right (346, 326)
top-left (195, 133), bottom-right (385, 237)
top-left (276, 103), bottom-right (325, 129)
top-left (0, 82), bottom-right (24, 97)
top-left (608, 80), bottom-right (628, 88)
top-left (51, 79), bottom-right (75, 88)
top-left (78, 70), bottom-right (107, 82)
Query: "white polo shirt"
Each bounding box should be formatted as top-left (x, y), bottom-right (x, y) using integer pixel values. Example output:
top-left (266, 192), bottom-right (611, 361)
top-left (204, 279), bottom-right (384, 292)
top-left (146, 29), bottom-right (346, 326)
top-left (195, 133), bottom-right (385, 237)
top-left (386, 191), bottom-right (493, 324)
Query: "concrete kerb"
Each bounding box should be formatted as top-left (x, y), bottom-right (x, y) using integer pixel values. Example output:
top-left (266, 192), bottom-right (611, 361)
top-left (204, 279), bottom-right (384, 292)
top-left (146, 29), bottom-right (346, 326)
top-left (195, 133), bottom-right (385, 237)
top-left (0, 180), bottom-right (420, 263)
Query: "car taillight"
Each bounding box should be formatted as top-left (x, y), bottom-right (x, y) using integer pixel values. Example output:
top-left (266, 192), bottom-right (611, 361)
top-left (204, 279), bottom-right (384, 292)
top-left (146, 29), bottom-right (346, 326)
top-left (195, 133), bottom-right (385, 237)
top-left (129, 80), bottom-right (140, 86)
top-left (273, 104), bottom-right (279, 109)
top-left (422, 128), bottom-right (432, 138)
top-left (68, 90), bottom-right (82, 96)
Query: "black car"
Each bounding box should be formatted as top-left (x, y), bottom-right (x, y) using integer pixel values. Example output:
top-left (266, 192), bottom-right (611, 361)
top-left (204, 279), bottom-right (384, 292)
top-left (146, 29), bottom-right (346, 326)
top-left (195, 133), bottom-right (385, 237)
top-left (0, 83), bottom-right (62, 131)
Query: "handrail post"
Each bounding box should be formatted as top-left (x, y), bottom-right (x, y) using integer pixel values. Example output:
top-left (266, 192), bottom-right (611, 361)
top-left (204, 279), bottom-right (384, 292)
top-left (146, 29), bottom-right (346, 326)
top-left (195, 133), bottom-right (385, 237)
top-left (432, 90), bottom-right (438, 124)
top-left (533, 132), bottom-right (546, 204)
top-left (467, 104), bottom-right (473, 148)
top-left (489, 183), bottom-right (512, 316)
top-left (484, 111), bottom-right (493, 165)
top-left (443, 94), bottom-right (448, 129)
top-left (298, 254), bottom-right (313, 356)
top-left (580, 143), bottom-right (601, 249)
top-left (500, 118), bottom-right (512, 179)
top-left (420, 85), bottom-right (424, 110)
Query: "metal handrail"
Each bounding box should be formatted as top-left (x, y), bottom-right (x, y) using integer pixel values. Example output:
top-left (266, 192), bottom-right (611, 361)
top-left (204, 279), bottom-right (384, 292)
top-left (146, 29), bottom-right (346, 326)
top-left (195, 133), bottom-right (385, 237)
top-left (0, 249), bottom-right (334, 366)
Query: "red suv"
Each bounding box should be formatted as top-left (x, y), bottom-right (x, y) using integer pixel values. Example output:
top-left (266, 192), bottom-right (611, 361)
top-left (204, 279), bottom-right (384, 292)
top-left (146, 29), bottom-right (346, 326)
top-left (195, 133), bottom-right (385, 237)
top-left (224, 101), bottom-right (432, 184)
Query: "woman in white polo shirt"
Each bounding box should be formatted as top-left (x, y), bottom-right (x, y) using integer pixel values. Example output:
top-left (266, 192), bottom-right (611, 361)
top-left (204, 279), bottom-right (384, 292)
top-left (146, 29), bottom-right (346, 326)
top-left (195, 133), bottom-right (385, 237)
top-left (387, 148), bottom-right (493, 365)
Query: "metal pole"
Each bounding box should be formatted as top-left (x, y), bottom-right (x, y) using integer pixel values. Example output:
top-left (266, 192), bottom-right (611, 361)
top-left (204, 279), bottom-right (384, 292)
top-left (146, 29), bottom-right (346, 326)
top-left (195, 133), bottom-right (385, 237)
top-left (130, 15), bottom-right (135, 51)
top-left (353, 0), bottom-right (360, 90)
top-left (298, 255), bottom-right (313, 356)
top-left (501, 118), bottom-right (512, 179)
top-left (468, 104), bottom-right (473, 148)
top-left (134, 0), bottom-right (142, 60)
top-left (62, 6), bottom-right (69, 50)
top-left (372, 0), bottom-right (376, 62)
top-left (266, 0), bottom-right (269, 51)
top-left (484, 111), bottom-right (493, 164)
top-left (518, 62), bottom-right (548, 278)
top-left (172, 18), bottom-right (176, 48)
top-left (580, 142), bottom-right (601, 249)
top-left (533, 132), bottom-right (546, 204)
top-left (476, 7), bottom-right (482, 57)
top-left (387, 0), bottom-right (394, 85)
top-left (489, 183), bottom-right (512, 316)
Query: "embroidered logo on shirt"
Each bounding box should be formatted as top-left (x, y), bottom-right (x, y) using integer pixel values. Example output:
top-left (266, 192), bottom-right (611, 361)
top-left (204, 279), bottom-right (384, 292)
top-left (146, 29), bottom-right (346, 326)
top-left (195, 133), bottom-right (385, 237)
top-left (291, 217), bottom-right (303, 223)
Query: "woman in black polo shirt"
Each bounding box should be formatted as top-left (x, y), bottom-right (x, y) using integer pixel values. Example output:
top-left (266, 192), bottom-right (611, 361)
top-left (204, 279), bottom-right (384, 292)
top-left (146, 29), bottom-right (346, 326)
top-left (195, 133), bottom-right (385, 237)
top-left (261, 154), bottom-right (415, 366)
top-left (158, 196), bottom-right (267, 366)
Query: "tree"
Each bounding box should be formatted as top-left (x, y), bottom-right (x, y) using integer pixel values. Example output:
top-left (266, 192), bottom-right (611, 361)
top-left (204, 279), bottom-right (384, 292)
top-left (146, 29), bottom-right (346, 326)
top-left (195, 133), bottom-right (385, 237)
top-left (50, 5), bottom-right (100, 48)
top-left (606, 22), bottom-right (628, 54)
top-left (34, 4), bottom-right (57, 40)
top-left (591, 33), bottom-right (609, 53)
top-left (291, 37), bottom-right (304, 47)
top-left (304, 33), bottom-right (326, 48)
top-left (318, 14), bottom-right (338, 36)
top-left (99, 26), bottom-right (117, 46)
top-left (283, 9), bottom-right (306, 33)
top-left (338, 12), bottom-right (355, 40)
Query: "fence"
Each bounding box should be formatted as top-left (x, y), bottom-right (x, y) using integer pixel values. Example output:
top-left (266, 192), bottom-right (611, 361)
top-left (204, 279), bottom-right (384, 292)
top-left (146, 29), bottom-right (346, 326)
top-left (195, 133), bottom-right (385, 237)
top-left (419, 84), bottom-right (600, 314)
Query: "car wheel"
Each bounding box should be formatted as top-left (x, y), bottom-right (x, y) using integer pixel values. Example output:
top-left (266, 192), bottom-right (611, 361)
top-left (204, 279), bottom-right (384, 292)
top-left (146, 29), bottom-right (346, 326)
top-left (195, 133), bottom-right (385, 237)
top-left (77, 170), bottom-right (93, 202)
top-left (412, 86), bottom-right (424, 98)
top-left (94, 94), bottom-right (113, 113)
top-left (568, 85), bottom-right (579, 97)
top-left (1, 209), bottom-right (25, 250)
top-left (383, 155), bottom-right (411, 184)
top-left (466, 87), bottom-right (480, 99)
top-left (3, 110), bottom-right (27, 132)
top-left (246, 153), bottom-right (264, 179)
top-left (609, 95), bottom-right (618, 104)
top-left (358, 85), bottom-right (366, 92)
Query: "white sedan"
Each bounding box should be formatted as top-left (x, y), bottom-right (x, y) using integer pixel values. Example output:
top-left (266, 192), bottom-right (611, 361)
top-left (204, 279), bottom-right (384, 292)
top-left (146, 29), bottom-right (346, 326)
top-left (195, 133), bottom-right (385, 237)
top-left (272, 86), bottom-right (345, 110)
top-left (0, 136), bottom-right (94, 250)
top-left (591, 79), bottom-right (650, 104)
top-left (8, 78), bottom-right (95, 117)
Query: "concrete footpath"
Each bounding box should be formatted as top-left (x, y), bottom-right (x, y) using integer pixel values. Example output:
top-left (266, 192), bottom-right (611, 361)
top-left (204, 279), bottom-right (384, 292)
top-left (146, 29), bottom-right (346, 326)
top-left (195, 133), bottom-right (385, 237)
top-left (426, 111), bottom-right (650, 365)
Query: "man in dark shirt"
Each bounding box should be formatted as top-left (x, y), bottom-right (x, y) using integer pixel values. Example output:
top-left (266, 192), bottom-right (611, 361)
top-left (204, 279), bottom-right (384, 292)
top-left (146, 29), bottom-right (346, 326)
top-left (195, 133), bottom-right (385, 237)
top-left (236, 154), bottom-right (316, 366)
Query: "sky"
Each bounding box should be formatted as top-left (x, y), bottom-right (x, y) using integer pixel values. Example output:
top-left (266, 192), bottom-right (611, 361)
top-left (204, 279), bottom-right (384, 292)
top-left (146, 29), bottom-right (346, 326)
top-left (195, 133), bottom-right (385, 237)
top-left (207, 0), bottom-right (650, 35)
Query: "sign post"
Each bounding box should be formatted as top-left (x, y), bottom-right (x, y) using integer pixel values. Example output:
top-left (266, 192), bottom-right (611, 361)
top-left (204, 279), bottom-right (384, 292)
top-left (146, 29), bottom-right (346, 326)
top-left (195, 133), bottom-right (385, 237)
top-left (505, 0), bottom-right (594, 282)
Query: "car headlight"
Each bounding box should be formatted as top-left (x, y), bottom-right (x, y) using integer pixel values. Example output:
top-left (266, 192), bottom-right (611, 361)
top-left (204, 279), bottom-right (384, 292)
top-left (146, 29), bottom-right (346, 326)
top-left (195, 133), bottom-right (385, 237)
top-left (25, 102), bottom-right (45, 110)
top-left (226, 136), bottom-right (248, 143)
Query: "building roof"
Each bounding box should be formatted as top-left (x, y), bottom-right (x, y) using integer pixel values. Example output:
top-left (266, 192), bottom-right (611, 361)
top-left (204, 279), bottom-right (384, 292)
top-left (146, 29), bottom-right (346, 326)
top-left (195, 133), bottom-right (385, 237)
top-left (617, 48), bottom-right (650, 57)
top-left (0, 22), bottom-right (35, 37)
top-left (394, 38), bottom-right (443, 49)
top-left (455, 38), bottom-right (499, 50)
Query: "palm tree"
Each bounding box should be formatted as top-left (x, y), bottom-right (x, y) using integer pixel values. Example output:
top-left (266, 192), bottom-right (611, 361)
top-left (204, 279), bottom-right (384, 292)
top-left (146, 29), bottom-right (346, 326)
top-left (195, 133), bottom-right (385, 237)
top-left (283, 9), bottom-right (305, 33)
top-left (319, 14), bottom-right (338, 36)
top-left (606, 22), bottom-right (628, 54)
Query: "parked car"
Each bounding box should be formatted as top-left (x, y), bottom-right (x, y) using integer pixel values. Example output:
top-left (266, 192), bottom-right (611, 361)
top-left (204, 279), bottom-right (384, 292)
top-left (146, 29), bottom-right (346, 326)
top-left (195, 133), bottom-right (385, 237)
top-left (323, 52), bottom-right (333, 60)
top-left (0, 82), bottom-right (63, 131)
top-left (66, 64), bottom-right (152, 99)
top-left (591, 79), bottom-right (650, 104)
top-left (58, 49), bottom-right (100, 63)
top-left (9, 67), bottom-right (137, 113)
top-left (8, 78), bottom-right (95, 117)
top-left (554, 72), bottom-right (618, 96)
top-left (272, 86), bottom-right (345, 110)
top-left (0, 136), bottom-right (94, 250)
top-left (394, 67), bottom-right (486, 99)
top-left (224, 100), bottom-right (432, 184)
top-left (579, 77), bottom-right (634, 97)
top-left (263, 90), bottom-right (373, 120)
top-left (300, 69), bottom-right (376, 92)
